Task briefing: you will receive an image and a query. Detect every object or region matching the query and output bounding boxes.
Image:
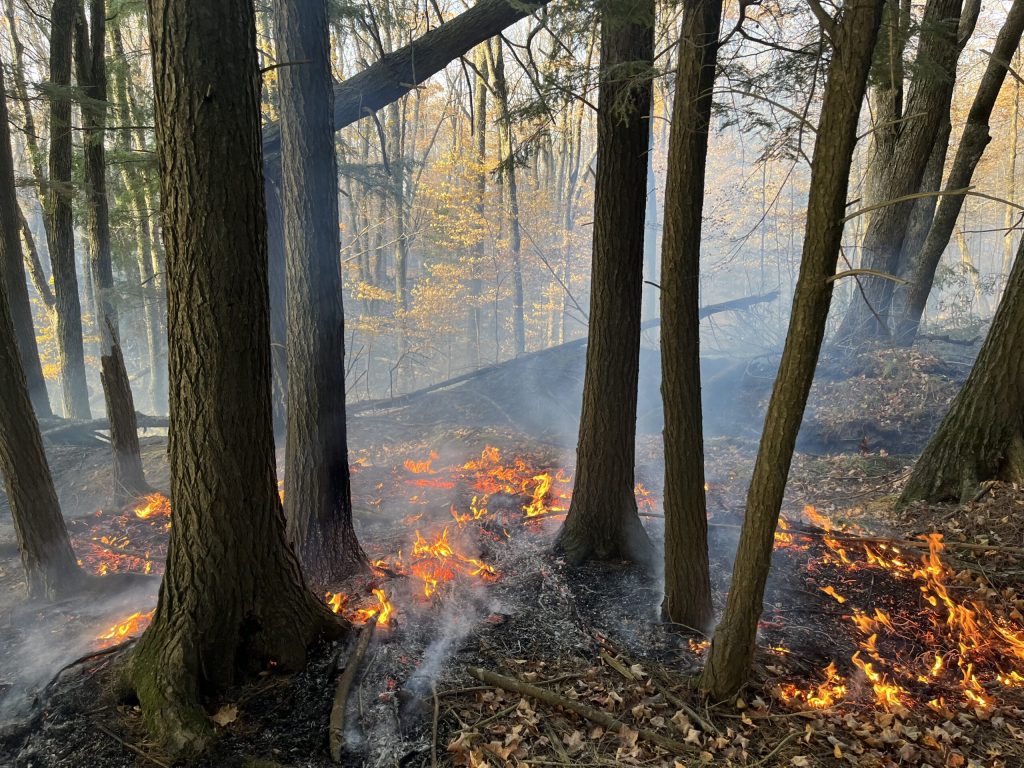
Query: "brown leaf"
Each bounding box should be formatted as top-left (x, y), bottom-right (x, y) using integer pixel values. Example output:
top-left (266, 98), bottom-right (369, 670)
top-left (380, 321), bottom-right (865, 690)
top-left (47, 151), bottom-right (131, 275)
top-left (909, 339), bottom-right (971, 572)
top-left (211, 704), bottom-right (237, 727)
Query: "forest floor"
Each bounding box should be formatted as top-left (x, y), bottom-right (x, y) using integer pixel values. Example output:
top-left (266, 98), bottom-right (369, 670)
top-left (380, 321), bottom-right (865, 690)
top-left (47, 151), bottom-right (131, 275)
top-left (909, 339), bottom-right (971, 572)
top-left (3, 338), bottom-right (1023, 767)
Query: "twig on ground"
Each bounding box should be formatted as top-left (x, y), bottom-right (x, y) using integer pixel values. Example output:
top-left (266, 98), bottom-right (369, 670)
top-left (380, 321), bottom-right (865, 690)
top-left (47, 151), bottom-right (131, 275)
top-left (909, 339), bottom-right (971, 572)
top-left (750, 730), bottom-right (799, 766)
top-left (467, 666), bottom-right (692, 756)
top-left (93, 722), bottom-right (170, 768)
top-left (431, 682), bottom-right (439, 768)
top-left (329, 618), bottom-right (377, 762)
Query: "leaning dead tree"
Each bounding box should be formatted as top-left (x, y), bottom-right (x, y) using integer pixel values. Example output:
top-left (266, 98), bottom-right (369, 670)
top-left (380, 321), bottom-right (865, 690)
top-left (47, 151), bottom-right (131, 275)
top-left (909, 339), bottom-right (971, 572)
top-left (262, 0), bottom-right (554, 417)
top-left (700, 0), bottom-right (885, 700)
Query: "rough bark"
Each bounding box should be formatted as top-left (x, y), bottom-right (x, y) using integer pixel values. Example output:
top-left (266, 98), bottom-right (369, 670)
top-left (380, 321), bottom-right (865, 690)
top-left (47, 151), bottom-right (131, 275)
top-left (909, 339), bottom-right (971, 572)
top-left (659, 0), bottom-right (720, 631)
top-left (862, 0), bottom-right (906, 216)
top-left (901, 235), bottom-right (1024, 503)
top-left (893, 0), bottom-right (1024, 342)
top-left (76, 0), bottom-right (149, 500)
top-left (554, 0), bottom-right (655, 567)
top-left (131, 0), bottom-right (341, 754)
top-left (0, 235), bottom-right (81, 600)
top-left (699, 0), bottom-right (883, 699)
top-left (46, 0), bottom-right (91, 419)
top-left (834, 0), bottom-right (963, 343)
top-left (276, 0), bottom-right (367, 582)
top-left (0, 52), bottom-right (51, 418)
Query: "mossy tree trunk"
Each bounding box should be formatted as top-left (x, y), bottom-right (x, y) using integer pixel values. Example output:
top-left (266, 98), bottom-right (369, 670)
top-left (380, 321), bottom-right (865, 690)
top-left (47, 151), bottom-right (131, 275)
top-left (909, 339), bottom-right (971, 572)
top-left (659, 0), bottom-right (721, 631)
top-left (555, 0), bottom-right (655, 567)
top-left (901, 235), bottom-right (1024, 503)
top-left (131, 0), bottom-right (342, 754)
top-left (276, 0), bottom-right (367, 582)
top-left (699, 0), bottom-right (884, 700)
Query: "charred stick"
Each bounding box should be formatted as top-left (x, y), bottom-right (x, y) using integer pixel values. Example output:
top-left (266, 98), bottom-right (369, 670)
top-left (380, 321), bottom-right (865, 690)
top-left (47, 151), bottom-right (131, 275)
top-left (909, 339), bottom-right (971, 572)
top-left (329, 618), bottom-right (377, 762)
top-left (93, 722), bottom-right (170, 768)
top-left (467, 666), bottom-right (692, 756)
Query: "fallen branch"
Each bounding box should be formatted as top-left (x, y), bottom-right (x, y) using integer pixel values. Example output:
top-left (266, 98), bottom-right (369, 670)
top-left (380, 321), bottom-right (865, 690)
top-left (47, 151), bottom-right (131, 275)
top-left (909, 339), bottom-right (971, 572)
top-left (467, 666), bottom-right (692, 756)
top-left (93, 722), bottom-right (170, 768)
top-left (329, 618), bottom-right (377, 762)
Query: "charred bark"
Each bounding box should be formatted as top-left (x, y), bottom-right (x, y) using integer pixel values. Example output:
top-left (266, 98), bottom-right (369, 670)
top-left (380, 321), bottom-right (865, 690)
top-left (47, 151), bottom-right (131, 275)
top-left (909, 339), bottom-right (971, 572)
top-left (901, 236), bottom-right (1024, 503)
top-left (76, 0), bottom-right (149, 501)
top-left (276, 0), bottom-right (367, 581)
top-left (699, 0), bottom-right (883, 699)
top-left (893, 0), bottom-right (1024, 343)
top-left (0, 52), bottom-right (50, 418)
top-left (131, 0), bottom-right (342, 754)
top-left (659, 0), bottom-right (721, 631)
top-left (46, 0), bottom-right (91, 419)
top-left (554, 0), bottom-right (655, 567)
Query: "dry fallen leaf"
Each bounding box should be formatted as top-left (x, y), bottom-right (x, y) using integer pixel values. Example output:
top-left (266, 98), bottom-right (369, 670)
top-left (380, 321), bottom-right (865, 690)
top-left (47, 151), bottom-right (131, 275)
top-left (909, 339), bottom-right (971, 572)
top-left (211, 704), bottom-right (237, 727)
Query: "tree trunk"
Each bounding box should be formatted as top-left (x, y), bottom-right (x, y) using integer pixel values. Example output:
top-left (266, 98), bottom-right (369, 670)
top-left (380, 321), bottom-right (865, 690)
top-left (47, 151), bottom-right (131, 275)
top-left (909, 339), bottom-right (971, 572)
top-left (554, 0), bottom-right (655, 567)
top-left (468, 45), bottom-right (488, 369)
top-left (76, 0), bottom-right (149, 500)
top-left (130, 0), bottom-right (340, 754)
top-left (1, 279), bottom-right (82, 599)
top-left (111, 24), bottom-right (166, 415)
top-left (276, 0), bottom-right (367, 582)
top-left (893, 0), bottom-right (1024, 342)
top-left (1002, 56), bottom-right (1021, 295)
top-left (488, 38), bottom-right (526, 357)
top-left (901, 234), bottom-right (1024, 503)
top-left (0, 54), bottom-right (51, 418)
top-left (642, 127), bottom-right (659, 322)
top-left (699, 0), bottom-right (883, 699)
top-left (659, 0), bottom-right (721, 630)
top-left (833, 0), bottom-right (964, 343)
top-left (46, 0), bottom-right (91, 418)
top-left (861, 0), bottom-right (906, 217)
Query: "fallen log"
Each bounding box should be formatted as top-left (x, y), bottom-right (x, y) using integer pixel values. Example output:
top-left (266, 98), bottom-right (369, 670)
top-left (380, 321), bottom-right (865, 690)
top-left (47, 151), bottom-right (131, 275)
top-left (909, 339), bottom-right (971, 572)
top-left (467, 666), bottom-right (692, 756)
top-left (40, 414), bottom-right (169, 444)
top-left (329, 618), bottom-right (377, 762)
top-left (350, 290), bottom-right (778, 415)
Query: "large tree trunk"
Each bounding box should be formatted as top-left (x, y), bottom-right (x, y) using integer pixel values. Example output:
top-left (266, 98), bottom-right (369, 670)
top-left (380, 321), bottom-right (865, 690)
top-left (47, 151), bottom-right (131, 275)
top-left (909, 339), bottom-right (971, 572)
top-left (46, 0), bottom-right (91, 419)
top-left (554, 0), bottom-right (655, 567)
top-left (699, 0), bottom-right (883, 699)
top-left (901, 235), bottom-right (1024, 503)
top-left (893, 0), bottom-right (1024, 342)
top-left (276, 0), bottom-right (367, 582)
top-left (130, 0), bottom-right (340, 754)
top-left (0, 52), bottom-right (50, 418)
top-left (76, 0), bottom-right (149, 501)
top-left (0, 284), bottom-right (82, 599)
top-left (833, 0), bottom-right (964, 343)
top-left (659, 0), bottom-right (721, 631)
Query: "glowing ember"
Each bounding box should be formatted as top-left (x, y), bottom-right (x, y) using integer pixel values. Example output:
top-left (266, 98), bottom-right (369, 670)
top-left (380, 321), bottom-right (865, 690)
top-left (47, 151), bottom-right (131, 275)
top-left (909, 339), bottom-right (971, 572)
top-left (778, 662), bottom-right (847, 709)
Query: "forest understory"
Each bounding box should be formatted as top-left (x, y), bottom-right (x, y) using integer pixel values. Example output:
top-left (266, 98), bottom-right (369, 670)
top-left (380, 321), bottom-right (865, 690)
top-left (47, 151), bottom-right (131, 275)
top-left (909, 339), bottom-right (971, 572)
top-left (4, 339), bottom-right (1023, 767)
